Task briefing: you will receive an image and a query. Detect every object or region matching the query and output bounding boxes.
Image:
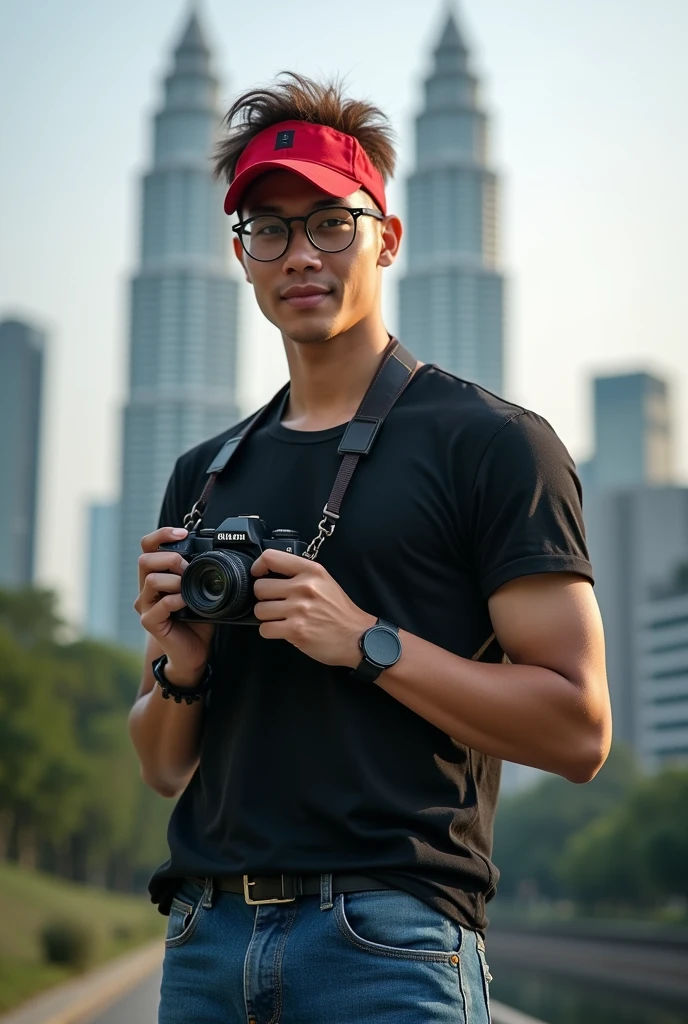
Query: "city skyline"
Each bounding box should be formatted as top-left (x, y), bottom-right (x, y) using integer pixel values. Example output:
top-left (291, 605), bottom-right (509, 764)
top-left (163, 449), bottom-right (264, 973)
top-left (1, 0), bottom-right (687, 624)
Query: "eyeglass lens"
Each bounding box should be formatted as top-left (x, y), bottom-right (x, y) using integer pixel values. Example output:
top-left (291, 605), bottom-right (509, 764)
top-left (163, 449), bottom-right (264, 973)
top-left (240, 207), bottom-right (356, 260)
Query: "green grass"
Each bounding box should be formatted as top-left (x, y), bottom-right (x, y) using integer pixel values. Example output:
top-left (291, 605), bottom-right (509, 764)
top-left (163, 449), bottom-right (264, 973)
top-left (0, 862), bottom-right (164, 1013)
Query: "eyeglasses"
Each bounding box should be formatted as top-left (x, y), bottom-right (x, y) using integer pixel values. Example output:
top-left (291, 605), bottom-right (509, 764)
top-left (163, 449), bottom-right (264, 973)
top-left (232, 205), bottom-right (385, 262)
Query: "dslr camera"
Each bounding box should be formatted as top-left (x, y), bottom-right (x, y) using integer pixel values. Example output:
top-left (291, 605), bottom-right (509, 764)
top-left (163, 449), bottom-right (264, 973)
top-left (159, 516), bottom-right (307, 625)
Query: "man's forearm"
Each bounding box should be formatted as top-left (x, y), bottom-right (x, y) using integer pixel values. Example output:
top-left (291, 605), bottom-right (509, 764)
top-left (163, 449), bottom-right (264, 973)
top-left (376, 631), bottom-right (609, 783)
top-left (128, 680), bottom-right (204, 798)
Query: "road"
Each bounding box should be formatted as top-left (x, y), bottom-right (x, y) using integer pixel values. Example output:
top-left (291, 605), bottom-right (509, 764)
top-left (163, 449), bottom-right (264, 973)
top-left (89, 970), bottom-right (161, 1024)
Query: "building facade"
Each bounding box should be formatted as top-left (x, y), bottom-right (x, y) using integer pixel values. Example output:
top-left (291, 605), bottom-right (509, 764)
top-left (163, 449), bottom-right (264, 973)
top-left (581, 372), bottom-right (674, 495)
top-left (398, 11), bottom-right (505, 395)
top-left (0, 319), bottom-right (45, 588)
top-left (637, 571), bottom-right (688, 771)
top-left (116, 11), bottom-right (240, 648)
top-left (581, 368), bottom-right (684, 761)
top-left (586, 487), bottom-right (688, 752)
top-left (85, 502), bottom-right (119, 641)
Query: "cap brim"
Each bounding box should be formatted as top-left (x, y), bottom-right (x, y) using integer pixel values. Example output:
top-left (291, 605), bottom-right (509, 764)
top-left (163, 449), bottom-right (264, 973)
top-left (224, 159), bottom-right (363, 215)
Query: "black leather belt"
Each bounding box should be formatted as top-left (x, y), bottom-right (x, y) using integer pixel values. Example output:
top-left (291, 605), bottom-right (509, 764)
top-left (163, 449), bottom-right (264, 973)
top-left (192, 873), bottom-right (395, 906)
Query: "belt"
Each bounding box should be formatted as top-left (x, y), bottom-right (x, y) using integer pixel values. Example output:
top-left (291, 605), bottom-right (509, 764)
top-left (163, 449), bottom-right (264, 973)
top-left (192, 873), bottom-right (395, 906)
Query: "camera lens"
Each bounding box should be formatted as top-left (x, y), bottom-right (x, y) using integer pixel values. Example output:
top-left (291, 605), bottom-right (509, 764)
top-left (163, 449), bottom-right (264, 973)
top-left (201, 569), bottom-right (225, 600)
top-left (181, 550), bottom-right (254, 620)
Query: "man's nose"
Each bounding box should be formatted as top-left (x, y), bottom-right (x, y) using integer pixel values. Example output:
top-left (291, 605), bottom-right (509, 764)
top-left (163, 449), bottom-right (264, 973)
top-left (281, 223), bottom-right (323, 274)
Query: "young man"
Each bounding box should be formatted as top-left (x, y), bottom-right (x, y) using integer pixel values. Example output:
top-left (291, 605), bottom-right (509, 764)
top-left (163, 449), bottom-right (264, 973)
top-left (130, 74), bottom-right (611, 1023)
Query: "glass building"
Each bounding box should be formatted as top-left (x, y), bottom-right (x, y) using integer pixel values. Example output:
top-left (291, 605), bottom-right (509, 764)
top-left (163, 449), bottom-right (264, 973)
top-left (582, 372), bottom-right (674, 494)
top-left (85, 501), bottom-right (119, 641)
top-left (637, 570), bottom-right (688, 771)
top-left (116, 11), bottom-right (239, 648)
top-left (398, 11), bottom-right (505, 394)
top-left (0, 319), bottom-right (45, 588)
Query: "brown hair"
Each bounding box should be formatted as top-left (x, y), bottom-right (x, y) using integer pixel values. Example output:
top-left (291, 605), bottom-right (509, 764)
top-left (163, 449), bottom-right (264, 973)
top-left (213, 72), bottom-right (397, 188)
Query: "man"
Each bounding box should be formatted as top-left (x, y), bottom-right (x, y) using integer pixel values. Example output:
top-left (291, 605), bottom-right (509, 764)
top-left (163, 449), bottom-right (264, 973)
top-left (129, 73), bottom-right (611, 1024)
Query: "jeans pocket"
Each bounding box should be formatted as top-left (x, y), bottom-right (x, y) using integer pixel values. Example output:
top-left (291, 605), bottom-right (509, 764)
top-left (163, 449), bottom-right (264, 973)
top-left (165, 879), bottom-right (206, 949)
top-left (334, 890), bottom-right (461, 964)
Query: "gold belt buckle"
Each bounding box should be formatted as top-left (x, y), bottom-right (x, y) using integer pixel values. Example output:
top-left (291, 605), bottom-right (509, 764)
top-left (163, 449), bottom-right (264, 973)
top-left (242, 874), bottom-right (296, 905)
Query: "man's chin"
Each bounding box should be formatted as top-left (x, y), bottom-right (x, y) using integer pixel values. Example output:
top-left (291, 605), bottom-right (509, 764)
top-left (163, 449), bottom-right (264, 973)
top-left (278, 313), bottom-right (339, 346)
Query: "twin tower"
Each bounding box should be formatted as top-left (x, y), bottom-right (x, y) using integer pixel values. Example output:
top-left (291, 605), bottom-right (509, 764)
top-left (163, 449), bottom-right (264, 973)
top-left (116, 9), bottom-right (505, 647)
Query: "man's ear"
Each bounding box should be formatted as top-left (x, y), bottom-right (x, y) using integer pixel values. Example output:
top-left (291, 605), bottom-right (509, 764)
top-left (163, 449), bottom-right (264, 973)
top-left (377, 214), bottom-right (403, 269)
top-left (233, 236), bottom-right (253, 282)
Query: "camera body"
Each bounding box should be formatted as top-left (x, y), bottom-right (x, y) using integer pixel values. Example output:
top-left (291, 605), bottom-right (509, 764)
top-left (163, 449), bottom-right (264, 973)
top-left (159, 516), bottom-right (307, 625)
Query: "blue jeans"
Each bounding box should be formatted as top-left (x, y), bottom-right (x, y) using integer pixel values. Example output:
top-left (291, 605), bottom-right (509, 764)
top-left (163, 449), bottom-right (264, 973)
top-left (159, 876), bottom-right (492, 1023)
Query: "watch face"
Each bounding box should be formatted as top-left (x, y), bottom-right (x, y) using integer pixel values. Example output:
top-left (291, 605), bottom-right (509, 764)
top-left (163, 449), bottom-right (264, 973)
top-left (363, 626), bottom-right (402, 668)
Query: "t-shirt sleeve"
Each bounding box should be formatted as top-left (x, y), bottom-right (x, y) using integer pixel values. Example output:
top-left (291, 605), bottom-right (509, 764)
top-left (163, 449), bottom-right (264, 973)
top-left (470, 411), bottom-right (594, 598)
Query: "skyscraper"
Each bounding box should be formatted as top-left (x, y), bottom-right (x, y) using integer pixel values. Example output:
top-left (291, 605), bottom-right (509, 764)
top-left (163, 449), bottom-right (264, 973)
top-left (636, 564), bottom-right (688, 771)
top-left (587, 487), bottom-right (688, 750)
top-left (398, 10), bottom-right (505, 394)
top-left (85, 501), bottom-right (119, 641)
top-left (582, 372), bottom-right (674, 494)
top-left (116, 10), bottom-right (240, 649)
top-left (582, 368), bottom-right (681, 754)
top-left (0, 319), bottom-right (45, 588)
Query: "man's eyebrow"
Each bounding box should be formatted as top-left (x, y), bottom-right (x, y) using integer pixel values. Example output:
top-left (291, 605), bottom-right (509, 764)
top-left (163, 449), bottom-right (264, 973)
top-left (244, 197), bottom-right (350, 216)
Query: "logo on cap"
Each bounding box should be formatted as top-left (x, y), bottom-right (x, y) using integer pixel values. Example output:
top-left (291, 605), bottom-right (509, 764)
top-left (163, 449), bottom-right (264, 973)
top-left (275, 129), bottom-right (295, 150)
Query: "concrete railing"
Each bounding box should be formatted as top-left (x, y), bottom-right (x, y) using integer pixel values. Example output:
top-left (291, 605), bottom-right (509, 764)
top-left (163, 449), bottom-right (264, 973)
top-left (491, 1000), bottom-right (549, 1024)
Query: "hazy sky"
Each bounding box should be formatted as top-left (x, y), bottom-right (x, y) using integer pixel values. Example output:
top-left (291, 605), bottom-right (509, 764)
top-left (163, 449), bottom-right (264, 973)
top-left (1, 0), bottom-right (687, 626)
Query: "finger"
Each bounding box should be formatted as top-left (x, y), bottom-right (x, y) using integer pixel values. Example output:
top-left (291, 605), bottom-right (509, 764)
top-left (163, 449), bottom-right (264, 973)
top-left (253, 577), bottom-right (292, 600)
top-left (252, 548), bottom-right (312, 578)
top-left (258, 621), bottom-right (288, 640)
top-left (140, 526), bottom-right (188, 554)
top-left (140, 593), bottom-right (187, 636)
top-left (135, 573), bottom-right (183, 615)
top-left (138, 551), bottom-right (189, 590)
top-left (254, 599), bottom-right (289, 622)
top-left (143, 572), bottom-right (183, 595)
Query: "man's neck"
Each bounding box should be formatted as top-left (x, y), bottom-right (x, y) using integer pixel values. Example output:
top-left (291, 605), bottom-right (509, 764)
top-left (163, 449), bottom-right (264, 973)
top-left (281, 319), bottom-right (392, 431)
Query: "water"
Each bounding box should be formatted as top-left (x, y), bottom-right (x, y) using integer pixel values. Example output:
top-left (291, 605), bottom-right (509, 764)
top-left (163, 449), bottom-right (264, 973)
top-left (490, 962), bottom-right (688, 1024)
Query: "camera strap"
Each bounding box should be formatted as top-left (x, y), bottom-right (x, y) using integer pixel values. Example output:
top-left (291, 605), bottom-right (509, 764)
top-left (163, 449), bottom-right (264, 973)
top-left (183, 337), bottom-right (418, 563)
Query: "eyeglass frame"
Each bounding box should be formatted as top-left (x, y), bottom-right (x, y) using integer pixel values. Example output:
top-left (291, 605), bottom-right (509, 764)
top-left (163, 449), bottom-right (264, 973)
top-left (231, 205), bottom-right (385, 262)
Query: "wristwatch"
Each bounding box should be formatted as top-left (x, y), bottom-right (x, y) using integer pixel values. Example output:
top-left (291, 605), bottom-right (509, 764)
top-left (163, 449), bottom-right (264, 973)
top-left (350, 618), bottom-right (402, 683)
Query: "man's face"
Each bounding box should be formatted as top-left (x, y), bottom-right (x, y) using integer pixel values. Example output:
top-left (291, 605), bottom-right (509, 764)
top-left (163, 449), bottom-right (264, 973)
top-left (232, 171), bottom-right (399, 345)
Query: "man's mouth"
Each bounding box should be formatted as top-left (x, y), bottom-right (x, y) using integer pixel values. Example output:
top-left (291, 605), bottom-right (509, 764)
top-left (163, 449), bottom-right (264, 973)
top-left (280, 285), bottom-right (333, 308)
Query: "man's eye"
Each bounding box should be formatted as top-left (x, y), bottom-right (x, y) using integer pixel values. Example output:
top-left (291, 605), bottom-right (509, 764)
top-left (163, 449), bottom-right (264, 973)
top-left (256, 224), bottom-right (286, 237)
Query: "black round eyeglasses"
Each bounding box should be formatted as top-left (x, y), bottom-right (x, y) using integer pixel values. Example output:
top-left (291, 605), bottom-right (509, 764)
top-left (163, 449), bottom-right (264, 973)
top-left (232, 205), bottom-right (385, 262)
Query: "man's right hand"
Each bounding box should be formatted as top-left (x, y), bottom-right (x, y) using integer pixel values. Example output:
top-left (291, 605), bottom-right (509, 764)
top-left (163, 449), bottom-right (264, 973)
top-left (134, 527), bottom-right (215, 687)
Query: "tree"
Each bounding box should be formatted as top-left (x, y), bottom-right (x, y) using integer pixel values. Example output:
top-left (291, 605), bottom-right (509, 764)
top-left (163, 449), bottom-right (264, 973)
top-left (493, 746), bottom-right (636, 901)
top-left (0, 586), bottom-right (171, 892)
top-left (559, 768), bottom-right (688, 910)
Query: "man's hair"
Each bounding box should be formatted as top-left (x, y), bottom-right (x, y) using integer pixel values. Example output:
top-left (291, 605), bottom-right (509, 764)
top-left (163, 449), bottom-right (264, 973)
top-left (213, 72), bottom-right (397, 188)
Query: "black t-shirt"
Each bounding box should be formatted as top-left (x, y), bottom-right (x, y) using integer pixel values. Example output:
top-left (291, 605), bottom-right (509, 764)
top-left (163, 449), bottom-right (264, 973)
top-left (149, 364), bottom-right (593, 933)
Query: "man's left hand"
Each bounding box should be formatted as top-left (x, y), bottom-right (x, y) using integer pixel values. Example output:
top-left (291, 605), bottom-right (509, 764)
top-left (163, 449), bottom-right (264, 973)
top-left (251, 549), bottom-right (375, 668)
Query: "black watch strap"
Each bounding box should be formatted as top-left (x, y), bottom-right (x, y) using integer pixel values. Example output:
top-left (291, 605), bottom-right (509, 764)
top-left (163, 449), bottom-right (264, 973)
top-left (350, 618), bottom-right (402, 684)
top-left (152, 654), bottom-right (212, 705)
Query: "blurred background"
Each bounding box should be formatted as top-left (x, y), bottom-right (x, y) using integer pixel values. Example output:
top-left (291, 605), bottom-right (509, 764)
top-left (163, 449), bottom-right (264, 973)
top-left (1, 1), bottom-right (687, 1021)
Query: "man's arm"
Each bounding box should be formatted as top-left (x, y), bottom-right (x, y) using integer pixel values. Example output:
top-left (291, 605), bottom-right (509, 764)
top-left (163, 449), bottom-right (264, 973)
top-left (127, 526), bottom-right (215, 798)
top-left (251, 550), bottom-right (611, 785)
top-left (374, 572), bottom-right (610, 783)
top-left (128, 634), bottom-right (205, 798)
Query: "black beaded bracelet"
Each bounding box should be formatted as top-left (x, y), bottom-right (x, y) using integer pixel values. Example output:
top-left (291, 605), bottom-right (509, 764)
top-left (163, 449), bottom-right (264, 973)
top-left (152, 654), bottom-right (212, 705)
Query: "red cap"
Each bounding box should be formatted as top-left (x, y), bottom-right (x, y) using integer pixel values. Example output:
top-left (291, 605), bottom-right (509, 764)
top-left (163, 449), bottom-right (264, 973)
top-left (223, 120), bottom-right (387, 216)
